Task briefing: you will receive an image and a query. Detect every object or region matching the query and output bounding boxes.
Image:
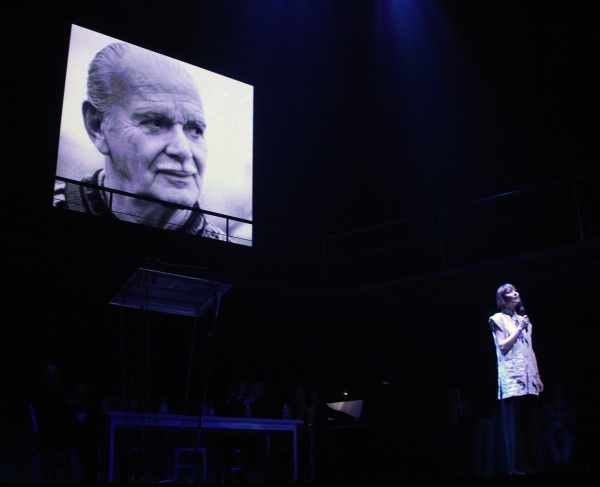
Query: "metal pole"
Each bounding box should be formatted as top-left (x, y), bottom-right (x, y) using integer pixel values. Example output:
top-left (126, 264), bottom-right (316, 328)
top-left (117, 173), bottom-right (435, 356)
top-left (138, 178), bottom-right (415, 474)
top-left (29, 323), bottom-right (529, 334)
top-left (183, 314), bottom-right (198, 415)
top-left (225, 218), bottom-right (230, 273)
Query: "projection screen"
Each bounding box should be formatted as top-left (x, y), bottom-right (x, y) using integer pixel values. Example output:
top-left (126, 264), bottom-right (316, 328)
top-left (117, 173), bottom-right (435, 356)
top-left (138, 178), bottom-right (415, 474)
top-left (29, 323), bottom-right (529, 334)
top-left (54, 25), bottom-right (253, 246)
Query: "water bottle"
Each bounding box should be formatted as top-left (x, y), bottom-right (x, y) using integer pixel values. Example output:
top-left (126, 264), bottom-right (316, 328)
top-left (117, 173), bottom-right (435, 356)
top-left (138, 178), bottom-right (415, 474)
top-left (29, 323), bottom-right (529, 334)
top-left (208, 403), bottom-right (215, 416)
top-left (159, 398), bottom-right (168, 414)
top-left (101, 397), bottom-right (109, 413)
top-left (282, 404), bottom-right (291, 420)
top-left (245, 404), bottom-right (252, 418)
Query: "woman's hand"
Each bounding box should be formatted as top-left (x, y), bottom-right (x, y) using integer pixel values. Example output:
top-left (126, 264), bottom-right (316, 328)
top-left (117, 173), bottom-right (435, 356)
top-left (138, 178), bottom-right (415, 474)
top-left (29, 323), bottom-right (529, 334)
top-left (536, 376), bottom-right (544, 393)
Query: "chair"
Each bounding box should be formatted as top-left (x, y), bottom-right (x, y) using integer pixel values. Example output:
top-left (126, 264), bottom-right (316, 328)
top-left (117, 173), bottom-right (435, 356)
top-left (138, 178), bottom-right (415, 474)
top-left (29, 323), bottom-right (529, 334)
top-left (30, 403), bottom-right (78, 483)
top-left (173, 447), bottom-right (207, 483)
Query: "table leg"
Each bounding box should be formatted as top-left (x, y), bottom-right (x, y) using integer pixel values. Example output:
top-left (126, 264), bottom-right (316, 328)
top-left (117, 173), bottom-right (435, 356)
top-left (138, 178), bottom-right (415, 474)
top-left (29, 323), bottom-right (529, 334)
top-left (293, 427), bottom-right (298, 482)
top-left (108, 421), bottom-right (115, 482)
top-left (266, 434), bottom-right (271, 482)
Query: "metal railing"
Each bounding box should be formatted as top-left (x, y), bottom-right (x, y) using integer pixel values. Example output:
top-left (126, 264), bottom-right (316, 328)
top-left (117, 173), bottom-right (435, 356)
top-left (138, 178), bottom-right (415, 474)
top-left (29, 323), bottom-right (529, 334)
top-left (53, 175), bottom-right (253, 246)
top-left (324, 172), bottom-right (599, 290)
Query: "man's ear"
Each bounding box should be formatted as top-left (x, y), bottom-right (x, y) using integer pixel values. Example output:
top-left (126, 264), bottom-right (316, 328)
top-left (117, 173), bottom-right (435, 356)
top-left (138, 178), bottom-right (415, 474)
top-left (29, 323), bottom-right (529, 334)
top-left (82, 101), bottom-right (110, 155)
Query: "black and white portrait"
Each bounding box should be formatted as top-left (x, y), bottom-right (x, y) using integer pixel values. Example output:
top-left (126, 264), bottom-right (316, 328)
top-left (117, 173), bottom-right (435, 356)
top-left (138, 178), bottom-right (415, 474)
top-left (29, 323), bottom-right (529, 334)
top-left (55, 25), bottom-right (253, 245)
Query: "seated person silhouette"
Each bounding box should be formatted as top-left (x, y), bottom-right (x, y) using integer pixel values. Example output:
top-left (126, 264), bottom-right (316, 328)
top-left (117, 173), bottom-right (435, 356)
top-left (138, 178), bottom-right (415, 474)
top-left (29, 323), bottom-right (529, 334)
top-left (220, 379), bottom-right (273, 482)
top-left (31, 364), bottom-right (100, 481)
top-left (223, 380), bottom-right (270, 418)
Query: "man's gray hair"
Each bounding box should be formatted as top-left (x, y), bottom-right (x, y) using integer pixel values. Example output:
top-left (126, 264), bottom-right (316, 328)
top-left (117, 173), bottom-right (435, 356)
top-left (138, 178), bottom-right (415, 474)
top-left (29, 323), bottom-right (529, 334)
top-left (86, 43), bottom-right (193, 122)
top-left (87, 42), bottom-right (132, 121)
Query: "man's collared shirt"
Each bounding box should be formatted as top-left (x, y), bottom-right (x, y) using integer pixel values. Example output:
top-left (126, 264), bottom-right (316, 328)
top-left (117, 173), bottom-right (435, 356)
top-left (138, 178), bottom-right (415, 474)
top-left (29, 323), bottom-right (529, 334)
top-left (54, 170), bottom-right (226, 240)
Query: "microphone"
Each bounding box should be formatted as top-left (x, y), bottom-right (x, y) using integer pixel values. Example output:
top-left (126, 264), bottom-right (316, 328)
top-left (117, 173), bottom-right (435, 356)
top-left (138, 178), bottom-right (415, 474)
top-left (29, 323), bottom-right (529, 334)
top-left (518, 304), bottom-right (528, 331)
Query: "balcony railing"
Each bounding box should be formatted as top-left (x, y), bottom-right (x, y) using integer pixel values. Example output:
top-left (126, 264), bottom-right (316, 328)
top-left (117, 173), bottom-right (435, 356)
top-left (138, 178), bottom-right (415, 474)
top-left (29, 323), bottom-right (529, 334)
top-left (53, 175), bottom-right (253, 247)
top-left (324, 172), bottom-right (599, 290)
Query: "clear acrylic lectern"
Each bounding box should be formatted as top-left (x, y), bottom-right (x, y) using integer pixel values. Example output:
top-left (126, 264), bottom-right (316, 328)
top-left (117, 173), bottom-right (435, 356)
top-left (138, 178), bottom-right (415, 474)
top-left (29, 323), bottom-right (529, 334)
top-left (109, 268), bottom-right (231, 317)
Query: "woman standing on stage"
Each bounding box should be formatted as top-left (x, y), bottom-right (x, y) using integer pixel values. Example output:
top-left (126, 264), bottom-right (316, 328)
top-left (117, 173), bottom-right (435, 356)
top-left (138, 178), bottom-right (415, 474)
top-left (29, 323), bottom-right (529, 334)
top-left (489, 284), bottom-right (544, 475)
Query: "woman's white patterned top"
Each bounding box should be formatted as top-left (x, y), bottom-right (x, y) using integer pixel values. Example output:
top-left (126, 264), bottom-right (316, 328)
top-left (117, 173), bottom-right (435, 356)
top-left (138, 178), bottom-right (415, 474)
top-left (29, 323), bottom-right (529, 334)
top-left (489, 312), bottom-right (540, 400)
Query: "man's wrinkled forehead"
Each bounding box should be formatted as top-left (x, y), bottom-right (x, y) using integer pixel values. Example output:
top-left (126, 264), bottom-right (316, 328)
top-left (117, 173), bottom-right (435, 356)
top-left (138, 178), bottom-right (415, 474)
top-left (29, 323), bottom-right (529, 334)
top-left (112, 50), bottom-right (202, 108)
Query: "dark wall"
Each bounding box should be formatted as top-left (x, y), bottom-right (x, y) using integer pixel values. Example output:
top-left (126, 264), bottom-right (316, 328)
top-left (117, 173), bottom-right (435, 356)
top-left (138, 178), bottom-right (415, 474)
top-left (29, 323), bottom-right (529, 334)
top-left (2, 0), bottom-right (599, 481)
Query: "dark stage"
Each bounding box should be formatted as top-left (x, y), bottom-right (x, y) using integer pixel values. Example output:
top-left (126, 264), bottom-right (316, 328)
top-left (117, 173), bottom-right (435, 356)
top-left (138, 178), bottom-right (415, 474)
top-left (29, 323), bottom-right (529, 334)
top-left (1, 0), bottom-right (599, 483)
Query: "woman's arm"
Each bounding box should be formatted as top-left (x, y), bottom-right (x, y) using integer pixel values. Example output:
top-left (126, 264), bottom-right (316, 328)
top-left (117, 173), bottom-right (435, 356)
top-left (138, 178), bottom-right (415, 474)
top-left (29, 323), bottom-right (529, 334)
top-left (493, 320), bottom-right (526, 355)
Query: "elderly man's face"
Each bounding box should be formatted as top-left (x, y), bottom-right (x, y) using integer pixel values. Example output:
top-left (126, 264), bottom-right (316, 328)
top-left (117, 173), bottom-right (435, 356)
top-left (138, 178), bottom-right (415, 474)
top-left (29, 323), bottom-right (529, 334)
top-left (102, 66), bottom-right (207, 207)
